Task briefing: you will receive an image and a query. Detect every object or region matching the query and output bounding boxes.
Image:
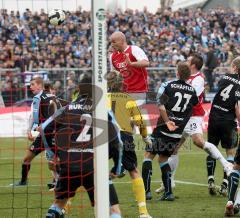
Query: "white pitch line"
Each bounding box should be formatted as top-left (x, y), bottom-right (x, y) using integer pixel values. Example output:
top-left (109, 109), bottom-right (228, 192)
top-left (0, 151), bottom-right (208, 160)
top-left (0, 180), bottom-right (208, 188)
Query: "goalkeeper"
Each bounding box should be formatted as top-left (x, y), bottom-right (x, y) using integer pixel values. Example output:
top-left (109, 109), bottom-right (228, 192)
top-left (107, 71), bottom-right (152, 218)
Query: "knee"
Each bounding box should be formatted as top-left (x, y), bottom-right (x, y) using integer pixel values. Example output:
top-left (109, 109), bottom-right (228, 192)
top-left (23, 155), bottom-right (33, 164)
top-left (129, 168), bottom-right (140, 179)
top-left (193, 136), bottom-right (205, 148)
top-left (48, 162), bottom-right (55, 171)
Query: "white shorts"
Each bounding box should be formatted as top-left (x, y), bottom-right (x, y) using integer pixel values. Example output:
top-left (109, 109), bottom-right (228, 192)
top-left (183, 116), bottom-right (203, 138)
top-left (128, 92), bottom-right (146, 106)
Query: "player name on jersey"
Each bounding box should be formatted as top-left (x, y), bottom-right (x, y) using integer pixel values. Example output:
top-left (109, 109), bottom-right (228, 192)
top-left (68, 104), bottom-right (92, 111)
top-left (222, 75), bottom-right (240, 85)
top-left (170, 84), bottom-right (195, 91)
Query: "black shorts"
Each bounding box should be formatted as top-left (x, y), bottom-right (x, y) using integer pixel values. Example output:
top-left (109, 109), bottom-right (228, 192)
top-left (208, 120), bottom-right (238, 149)
top-left (29, 134), bottom-right (54, 156)
top-left (121, 131), bottom-right (137, 172)
top-left (145, 132), bottom-right (180, 157)
top-left (55, 171), bottom-right (94, 206)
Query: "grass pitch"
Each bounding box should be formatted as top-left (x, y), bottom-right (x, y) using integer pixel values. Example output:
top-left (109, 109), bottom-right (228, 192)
top-left (0, 137), bottom-right (230, 217)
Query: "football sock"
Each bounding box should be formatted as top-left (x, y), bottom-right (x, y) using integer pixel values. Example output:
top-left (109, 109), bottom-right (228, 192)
top-left (160, 161), bottom-right (172, 195)
top-left (142, 159), bottom-right (152, 193)
top-left (109, 180), bottom-right (119, 209)
top-left (228, 170), bottom-right (240, 202)
top-left (132, 177), bottom-right (148, 215)
top-left (223, 157), bottom-right (234, 183)
top-left (203, 142), bottom-right (228, 167)
top-left (21, 163), bottom-right (31, 183)
top-left (206, 155), bottom-right (216, 178)
top-left (168, 154), bottom-right (179, 186)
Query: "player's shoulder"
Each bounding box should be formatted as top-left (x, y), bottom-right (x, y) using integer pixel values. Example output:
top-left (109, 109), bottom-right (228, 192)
top-left (130, 45), bottom-right (145, 53)
top-left (189, 72), bottom-right (205, 82)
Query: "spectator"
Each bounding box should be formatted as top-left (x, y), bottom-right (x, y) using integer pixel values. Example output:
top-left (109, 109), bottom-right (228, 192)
top-left (204, 41), bottom-right (219, 92)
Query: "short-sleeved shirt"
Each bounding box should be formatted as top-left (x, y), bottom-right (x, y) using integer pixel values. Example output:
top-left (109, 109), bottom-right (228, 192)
top-left (153, 80), bottom-right (198, 138)
top-left (110, 45), bottom-right (148, 93)
top-left (209, 74), bottom-right (240, 122)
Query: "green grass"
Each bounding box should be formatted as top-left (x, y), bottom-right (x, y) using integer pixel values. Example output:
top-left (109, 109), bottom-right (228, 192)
top-left (0, 137), bottom-right (230, 217)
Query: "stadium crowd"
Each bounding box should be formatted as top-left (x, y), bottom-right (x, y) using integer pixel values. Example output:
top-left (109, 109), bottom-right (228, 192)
top-left (0, 6), bottom-right (240, 103)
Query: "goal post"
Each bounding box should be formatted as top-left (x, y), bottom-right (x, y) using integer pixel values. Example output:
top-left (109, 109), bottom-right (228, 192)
top-left (92, 0), bottom-right (109, 218)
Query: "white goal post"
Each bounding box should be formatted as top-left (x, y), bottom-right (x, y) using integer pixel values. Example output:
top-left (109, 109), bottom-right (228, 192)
top-left (92, 0), bottom-right (109, 218)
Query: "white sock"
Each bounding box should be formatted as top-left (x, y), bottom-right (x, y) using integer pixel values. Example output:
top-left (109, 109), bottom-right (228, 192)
top-left (203, 142), bottom-right (228, 167)
top-left (168, 154), bottom-right (179, 172)
top-left (168, 154), bottom-right (179, 186)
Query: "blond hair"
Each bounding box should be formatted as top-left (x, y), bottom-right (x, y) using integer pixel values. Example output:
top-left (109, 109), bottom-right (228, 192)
top-left (232, 56), bottom-right (240, 75)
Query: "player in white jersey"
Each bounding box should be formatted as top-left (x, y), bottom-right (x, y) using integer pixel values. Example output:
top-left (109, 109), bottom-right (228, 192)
top-left (155, 53), bottom-right (233, 195)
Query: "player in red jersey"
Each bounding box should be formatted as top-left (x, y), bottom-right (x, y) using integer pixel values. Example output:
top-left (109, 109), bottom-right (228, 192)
top-left (155, 53), bottom-right (233, 195)
top-left (110, 31), bottom-right (149, 106)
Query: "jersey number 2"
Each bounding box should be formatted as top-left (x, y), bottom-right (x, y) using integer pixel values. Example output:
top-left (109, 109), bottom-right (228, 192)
top-left (172, 92), bottom-right (192, 112)
top-left (76, 114), bottom-right (92, 142)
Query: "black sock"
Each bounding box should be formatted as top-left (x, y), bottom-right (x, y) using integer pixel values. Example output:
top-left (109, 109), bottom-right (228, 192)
top-left (228, 171), bottom-right (240, 202)
top-left (21, 163), bottom-right (31, 183)
top-left (223, 160), bottom-right (234, 185)
top-left (206, 155), bottom-right (216, 180)
top-left (142, 160), bottom-right (152, 193)
top-left (160, 162), bottom-right (172, 195)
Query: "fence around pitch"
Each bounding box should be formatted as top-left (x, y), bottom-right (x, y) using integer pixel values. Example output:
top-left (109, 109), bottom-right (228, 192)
top-left (0, 66), bottom-right (232, 106)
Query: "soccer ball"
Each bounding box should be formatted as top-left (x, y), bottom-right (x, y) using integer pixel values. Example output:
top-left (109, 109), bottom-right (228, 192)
top-left (48, 9), bottom-right (65, 26)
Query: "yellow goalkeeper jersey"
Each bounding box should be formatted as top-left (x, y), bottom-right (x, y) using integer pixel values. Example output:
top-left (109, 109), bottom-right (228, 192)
top-left (107, 92), bottom-right (147, 137)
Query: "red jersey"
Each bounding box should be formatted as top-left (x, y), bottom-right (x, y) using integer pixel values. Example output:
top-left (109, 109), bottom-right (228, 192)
top-left (187, 72), bottom-right (205, 116)
top-left (111, 45), bottom-right (148, 93)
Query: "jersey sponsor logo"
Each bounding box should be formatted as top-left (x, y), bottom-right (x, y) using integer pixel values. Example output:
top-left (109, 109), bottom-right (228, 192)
top-left (213, 104), bottom-right (229, 112)
top-left (116, 62), bottom-right (127, 68)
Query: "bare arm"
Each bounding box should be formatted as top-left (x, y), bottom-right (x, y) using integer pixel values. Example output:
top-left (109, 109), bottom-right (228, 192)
top-left (159, 105), bottom-right (178, 131)
top-left (235, 101), bottom-right (240, 122)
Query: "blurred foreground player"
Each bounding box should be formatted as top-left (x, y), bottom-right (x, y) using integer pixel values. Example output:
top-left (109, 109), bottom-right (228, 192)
top-left (41, 77), bottom-right (122, 218)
